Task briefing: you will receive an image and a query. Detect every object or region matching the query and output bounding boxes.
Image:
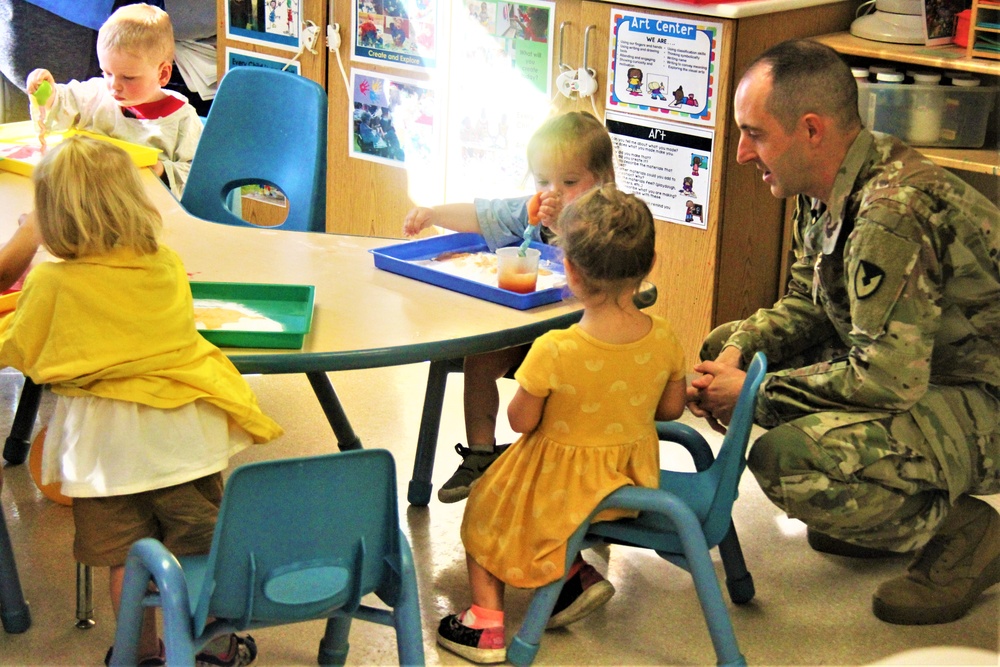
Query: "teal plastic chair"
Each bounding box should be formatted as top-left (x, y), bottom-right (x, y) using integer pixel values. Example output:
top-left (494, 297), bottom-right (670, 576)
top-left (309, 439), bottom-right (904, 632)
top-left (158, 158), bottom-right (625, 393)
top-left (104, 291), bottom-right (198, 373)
top-left (508, 353), bottom-right (767, 667)
top-left (180, 66), bottom-right (328, 232)
top-left (109, 450), bottom-right (424, 666)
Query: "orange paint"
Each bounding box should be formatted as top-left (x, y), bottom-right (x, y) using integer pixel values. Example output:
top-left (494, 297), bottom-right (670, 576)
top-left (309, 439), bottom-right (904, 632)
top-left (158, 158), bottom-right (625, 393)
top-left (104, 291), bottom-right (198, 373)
top-left (498, 270), bottom-right (538, 293)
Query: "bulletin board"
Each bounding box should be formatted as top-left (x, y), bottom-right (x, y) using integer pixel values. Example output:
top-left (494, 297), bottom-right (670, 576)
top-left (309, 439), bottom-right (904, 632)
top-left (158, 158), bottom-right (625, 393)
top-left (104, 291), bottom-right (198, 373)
top-left (606, 10), bottom-right (722, 127)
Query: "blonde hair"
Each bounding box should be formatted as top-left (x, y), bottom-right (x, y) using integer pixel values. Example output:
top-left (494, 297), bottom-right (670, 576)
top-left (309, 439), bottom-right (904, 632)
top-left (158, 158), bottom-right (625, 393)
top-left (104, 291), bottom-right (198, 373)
top-left (527, 112), bottom-right (615, 185)
top-left (98, 3), bottom-right (175, 63)
top-left (33, 136), bottom-right (161, 259)
top-left (557, 184), bottom-right (655, 296)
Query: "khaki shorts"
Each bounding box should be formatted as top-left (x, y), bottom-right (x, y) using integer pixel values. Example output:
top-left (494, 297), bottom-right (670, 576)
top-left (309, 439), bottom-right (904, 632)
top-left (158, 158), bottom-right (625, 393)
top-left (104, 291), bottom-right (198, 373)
top-left (72, 473), bottom-right (223, 567)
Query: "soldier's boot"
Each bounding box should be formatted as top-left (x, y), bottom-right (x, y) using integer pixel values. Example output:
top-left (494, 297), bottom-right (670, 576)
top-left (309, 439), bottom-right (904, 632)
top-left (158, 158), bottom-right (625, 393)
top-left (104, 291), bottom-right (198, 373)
top-left (872, 495), bottom-right (1000, 625)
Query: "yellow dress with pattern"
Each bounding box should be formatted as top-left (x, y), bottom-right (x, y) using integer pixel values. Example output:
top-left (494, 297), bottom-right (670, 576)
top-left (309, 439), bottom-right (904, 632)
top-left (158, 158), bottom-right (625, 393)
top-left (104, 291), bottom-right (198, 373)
top-left (461, 316), bottom-right (686, 588)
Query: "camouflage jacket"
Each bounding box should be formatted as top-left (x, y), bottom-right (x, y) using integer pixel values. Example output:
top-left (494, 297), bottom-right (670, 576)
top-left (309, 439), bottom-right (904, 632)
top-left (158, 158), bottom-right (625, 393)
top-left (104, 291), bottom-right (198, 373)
top-left (723, 130), bottom-right (1000, 428)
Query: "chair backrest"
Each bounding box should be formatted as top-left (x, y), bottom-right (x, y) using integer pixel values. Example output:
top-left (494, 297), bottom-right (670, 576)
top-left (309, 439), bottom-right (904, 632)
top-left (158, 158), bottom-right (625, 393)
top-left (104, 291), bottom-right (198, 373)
top-left (191, 449), bottom-right (403, 634)
top-left (700, 352), bottom-right (767, 544)
top-left (180, 66), bottom-right (328, 232)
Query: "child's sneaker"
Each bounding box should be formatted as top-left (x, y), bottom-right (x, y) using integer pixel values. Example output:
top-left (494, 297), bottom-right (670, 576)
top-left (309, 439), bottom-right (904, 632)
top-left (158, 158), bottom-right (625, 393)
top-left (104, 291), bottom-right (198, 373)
top-left (437, 443), bottom-right (510, 503)
top-left (546, 562), bottom-right (615, 629)
top-left (196, 634), bottom-right (257, 667)
top-left (437, 614), bottom-right (506, 664)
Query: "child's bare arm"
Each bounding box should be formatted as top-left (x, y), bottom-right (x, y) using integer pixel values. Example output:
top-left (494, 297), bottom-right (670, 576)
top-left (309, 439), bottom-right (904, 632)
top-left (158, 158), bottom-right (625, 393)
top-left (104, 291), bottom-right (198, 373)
top-left (0, 213), bottom-right (42, 293)
top-left (654, 377), bottom-right (687, 422)
top-left (402, 203), bottom-right (481, 237)
top-left (507, 386), bottom-right (545, 434)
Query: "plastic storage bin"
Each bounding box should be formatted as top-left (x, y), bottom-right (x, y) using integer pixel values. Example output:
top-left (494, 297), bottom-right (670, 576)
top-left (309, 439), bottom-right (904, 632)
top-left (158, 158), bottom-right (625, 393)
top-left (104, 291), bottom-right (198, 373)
top-left (857, 81), bottom-right (998, 148)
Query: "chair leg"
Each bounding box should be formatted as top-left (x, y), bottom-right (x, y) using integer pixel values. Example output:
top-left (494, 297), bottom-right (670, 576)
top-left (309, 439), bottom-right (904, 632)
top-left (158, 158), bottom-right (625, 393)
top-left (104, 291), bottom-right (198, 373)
top-left (318, 616), bottom-right (353, 666)
top-left (0, 508), bottom-right (31, 633)
top-left (507, 577), bottom-right (565, 667)
top-left (306, 372), bottom-right (363, 451)
top-left (406, 359), bottom-right (452, 506)
top-left (393, 537), bottom-right (425, 667)
top-left (679, 530), bottom-right (746, 666)
top-left (76, 563), bottom-right (95, 629)
top-left (718, 522), bottom-right (755, 605)
top-left (3, 378), bottom-right (42, 465)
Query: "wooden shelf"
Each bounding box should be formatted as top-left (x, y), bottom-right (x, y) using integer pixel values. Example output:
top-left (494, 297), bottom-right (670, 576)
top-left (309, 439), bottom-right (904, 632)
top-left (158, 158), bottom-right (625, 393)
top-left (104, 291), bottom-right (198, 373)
top-left (813, 32), bottom-right (1000, 76)
top-left (814, 32), bottom-right (999, 176)
top-left (919, 147), bottom-right (1000, 175)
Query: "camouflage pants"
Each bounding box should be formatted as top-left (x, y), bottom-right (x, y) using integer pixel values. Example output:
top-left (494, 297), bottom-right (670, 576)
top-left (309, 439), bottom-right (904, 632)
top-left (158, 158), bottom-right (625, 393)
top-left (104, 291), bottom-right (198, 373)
top-left (703, 323), bottom-right (1000, 552)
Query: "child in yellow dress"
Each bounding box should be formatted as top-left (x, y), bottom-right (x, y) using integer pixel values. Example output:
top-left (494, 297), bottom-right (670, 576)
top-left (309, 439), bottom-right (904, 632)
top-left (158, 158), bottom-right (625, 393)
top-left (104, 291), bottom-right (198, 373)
top-left (437, 185), bottom-right (688, 664)
top-left (0, 136), bottom-right (282, 667)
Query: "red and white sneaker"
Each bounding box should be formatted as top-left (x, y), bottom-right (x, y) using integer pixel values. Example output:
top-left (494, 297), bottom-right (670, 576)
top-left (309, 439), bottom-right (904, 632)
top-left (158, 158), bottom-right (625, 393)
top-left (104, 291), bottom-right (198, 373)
top-left (437, 614), bottom-right (506, 664)
top-left (546, 561), bottom-right (615, 629)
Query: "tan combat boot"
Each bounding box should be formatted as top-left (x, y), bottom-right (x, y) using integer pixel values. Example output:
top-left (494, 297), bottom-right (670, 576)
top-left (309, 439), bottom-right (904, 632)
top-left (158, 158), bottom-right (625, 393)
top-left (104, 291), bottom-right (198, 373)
top-left (872, 495), bottom-right (1000, 625)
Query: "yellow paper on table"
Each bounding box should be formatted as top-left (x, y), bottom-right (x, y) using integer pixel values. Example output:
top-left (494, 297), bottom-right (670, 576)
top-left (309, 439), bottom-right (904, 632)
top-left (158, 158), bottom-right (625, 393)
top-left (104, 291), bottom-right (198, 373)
top-left (0, 121), bottom-right (161, 176)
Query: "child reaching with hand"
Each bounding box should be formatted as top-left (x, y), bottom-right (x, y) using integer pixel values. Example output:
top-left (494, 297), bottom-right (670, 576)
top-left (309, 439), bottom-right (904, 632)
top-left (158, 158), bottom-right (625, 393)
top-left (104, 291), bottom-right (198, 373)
top-left (402, 111), bottom-right (616, 505)
top-left (0, 136), bottom-right (283, 667)
top-left (26, 3), bottom-right (201, 197)
top-left (437, 185), bottom-right (688, 664)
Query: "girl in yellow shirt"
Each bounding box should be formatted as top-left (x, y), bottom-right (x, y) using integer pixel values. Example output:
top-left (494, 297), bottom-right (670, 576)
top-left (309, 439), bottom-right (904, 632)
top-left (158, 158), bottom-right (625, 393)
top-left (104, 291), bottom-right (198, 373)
top-left (438, 184), bottom-right (688, 664)
top-left (0, 136), bottom-right (281, 667)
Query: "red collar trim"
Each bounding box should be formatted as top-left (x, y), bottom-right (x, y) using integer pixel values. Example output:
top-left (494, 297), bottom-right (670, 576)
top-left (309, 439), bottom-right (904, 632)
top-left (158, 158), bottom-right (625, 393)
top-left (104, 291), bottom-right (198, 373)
top-left (124, 95), bottom-right (185, 120)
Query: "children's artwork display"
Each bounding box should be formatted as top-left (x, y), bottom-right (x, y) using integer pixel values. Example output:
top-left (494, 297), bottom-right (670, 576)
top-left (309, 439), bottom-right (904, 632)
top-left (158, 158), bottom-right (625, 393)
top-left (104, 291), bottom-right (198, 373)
top-left (349, 69), bottom-right (439, 171)
top-left (607, 10), bottom-right (722, 127)
top-left (606, 110), bottom-right (712, 229)
top-left (353, 0), bottom-right (439, 71)
top-left (225, 47), bottom-right (300, 75)
top-left (227, 0), bottom-right (302, 51)
top-left (444, 0), bottom-right (555, 202)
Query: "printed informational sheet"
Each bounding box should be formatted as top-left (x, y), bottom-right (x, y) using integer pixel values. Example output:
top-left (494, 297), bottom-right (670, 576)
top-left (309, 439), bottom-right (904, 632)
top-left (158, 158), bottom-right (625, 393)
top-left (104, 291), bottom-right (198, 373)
top-left (350, 69), bottom-right (439, 171)
top-left (353, 0), bottom-right (440, 71)
top-left (443, 0), bottom-right (555, 202)
top-left (606, 110), bottom-right (712, 229)
top-left (226, 47), bottom-right (300, 75)
top-left (226, 0), bottom-right (301, 51)
top-left (607, 10), bottom-right (722, 127)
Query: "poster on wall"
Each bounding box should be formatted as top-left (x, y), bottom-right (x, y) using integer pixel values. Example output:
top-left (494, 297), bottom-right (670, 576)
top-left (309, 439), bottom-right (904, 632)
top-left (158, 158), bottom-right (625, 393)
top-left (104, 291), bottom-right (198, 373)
top-left (350, 69), bottom-right (438, 170)
top-left (443, 0), bottom-right (555, 202)
top-left (607, 10), bottom-right (722, 127)
top-left (226, 0), bottom-right (301, 51)
top-left (606, 110), bottom-right (712, 228)
top-left (353, 0), bottom-right (440, 71)
top-left (226, 47), bottom-right (300, 75)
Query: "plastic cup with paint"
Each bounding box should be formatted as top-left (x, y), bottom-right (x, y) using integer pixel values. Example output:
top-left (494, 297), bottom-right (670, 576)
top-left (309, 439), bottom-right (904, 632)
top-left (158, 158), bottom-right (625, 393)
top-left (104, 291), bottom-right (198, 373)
top-left (496, 246), bottom-right (540, 293)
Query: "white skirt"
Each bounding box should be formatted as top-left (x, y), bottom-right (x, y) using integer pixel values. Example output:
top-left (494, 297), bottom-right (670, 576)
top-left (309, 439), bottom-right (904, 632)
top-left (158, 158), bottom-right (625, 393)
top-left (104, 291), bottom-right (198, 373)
top-left (43, 395), bottom-right (253, 498)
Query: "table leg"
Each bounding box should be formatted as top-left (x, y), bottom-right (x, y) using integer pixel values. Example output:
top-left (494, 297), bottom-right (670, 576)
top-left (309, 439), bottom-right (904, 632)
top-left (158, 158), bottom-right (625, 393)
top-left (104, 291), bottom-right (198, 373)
top-left (76, 562), bottom-right (94, 629)
top-left (406, 359), bottom-right (452, 506)
top-left (3, 379), bottom-right (42, 465)
top-left (306, 371), bottom-right (363, 451)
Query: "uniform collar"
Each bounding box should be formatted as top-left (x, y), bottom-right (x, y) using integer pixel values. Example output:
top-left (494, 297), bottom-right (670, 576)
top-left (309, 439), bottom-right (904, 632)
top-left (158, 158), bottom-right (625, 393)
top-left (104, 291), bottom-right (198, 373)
top-left (821, 129), bottom-right (874, 255)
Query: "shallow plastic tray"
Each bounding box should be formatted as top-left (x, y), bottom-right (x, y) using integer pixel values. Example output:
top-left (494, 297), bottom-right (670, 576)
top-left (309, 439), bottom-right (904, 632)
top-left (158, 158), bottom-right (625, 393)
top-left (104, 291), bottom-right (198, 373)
top-left (190, 281), bottom-right (315, 349)
top-left (0, 121), bottom-right (161, 176)
top-left (371, 233), bottom-right (567, 310)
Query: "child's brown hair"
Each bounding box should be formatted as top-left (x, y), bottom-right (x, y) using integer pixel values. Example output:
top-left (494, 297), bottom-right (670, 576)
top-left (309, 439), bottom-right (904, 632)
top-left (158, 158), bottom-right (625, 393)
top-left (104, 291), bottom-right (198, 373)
top-left (33, 136), bottom-right (161, 260)
top-left (98, 3), bottom-right (175, 64)
top-left (557, 184), bottom-right (654, 295)
top-left (527, 112), bottom-right (615, 185)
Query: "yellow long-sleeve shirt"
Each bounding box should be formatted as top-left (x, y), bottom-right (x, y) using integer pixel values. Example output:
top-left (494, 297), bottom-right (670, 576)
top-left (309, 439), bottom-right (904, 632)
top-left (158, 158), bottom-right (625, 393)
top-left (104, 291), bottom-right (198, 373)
top-left (0, 245), bottom-right (282, 443)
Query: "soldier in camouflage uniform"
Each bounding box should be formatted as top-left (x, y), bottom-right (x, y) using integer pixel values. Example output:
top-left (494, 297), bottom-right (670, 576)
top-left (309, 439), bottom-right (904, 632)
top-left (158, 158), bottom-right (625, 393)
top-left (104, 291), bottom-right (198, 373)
top-left (688, 39), bottom-right (1000, 625)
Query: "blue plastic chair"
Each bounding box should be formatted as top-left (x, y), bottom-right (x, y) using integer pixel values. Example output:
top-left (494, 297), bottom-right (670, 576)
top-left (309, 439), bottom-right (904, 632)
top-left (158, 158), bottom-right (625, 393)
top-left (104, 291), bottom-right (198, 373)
top-left (110, 450), bottom-right (424, 666)
top-left (508, 353), bottom-right (768, 667)
top-left (180, 66), bottom-right (328, 232)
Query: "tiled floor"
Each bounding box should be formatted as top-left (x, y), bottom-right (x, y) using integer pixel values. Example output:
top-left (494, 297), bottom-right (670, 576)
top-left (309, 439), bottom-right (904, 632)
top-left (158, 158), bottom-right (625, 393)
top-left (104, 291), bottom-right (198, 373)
top-left (2, 365), bottom-right (998, 665)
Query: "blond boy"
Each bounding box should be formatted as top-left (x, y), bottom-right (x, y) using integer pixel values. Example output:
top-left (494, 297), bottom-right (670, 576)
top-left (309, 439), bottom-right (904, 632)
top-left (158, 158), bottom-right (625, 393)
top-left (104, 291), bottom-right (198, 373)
top-left (26, 3), bottom-right (201, 197)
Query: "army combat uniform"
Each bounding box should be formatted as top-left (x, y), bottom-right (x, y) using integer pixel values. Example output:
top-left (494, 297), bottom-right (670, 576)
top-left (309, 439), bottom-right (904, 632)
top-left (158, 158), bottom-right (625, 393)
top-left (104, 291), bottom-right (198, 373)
top-left (704, 129), bottom-right (1000, 553)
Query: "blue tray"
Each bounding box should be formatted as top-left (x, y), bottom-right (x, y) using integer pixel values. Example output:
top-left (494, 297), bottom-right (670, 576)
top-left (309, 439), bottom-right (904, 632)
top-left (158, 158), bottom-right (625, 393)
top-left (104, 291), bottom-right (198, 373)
top-left (371, 233), bottom-right (567, 310)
